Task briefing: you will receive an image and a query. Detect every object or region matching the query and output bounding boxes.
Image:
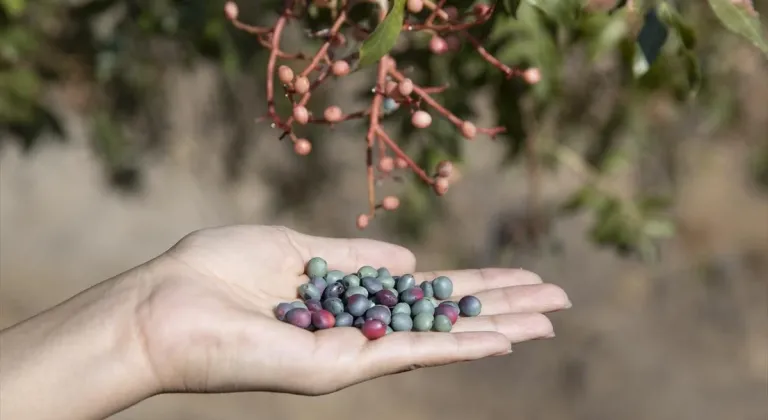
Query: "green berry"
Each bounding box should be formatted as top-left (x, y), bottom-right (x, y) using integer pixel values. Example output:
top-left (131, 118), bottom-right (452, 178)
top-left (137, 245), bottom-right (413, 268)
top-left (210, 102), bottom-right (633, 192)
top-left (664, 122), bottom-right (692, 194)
top-left (341, 274), bottom-right (361, 289)
top-left (433, 314), bottom-right (452, 332)
top-left (391, 313), bottom-right (413, 331)
top-left (379, 275), bottom-right (396, 289)
top-left (413, 313), bottom-right (435, 332)
top-left (358, 266), bottom-right (378, 278)
top-left (432, 276), bottom-right (453, 300)
top-left (325, 270), bottom-right (345, 283)
top-left (306, 257), bottom-right (328, 278)
top-left (411, 298), bottom-right (435, 316)
top-left (392, 302), bottom-right (411, 316)
top-left (396, 274), bottom-right (416, 293)
top-left (344, 286), bottom-right (369, 299)
top-left (420, 281), bottom-right (434, 298)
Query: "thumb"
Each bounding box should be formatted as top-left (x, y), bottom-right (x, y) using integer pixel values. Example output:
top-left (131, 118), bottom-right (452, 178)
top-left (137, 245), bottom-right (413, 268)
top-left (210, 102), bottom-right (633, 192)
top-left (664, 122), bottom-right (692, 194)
top-left (355, 331), bottom-right (511, 379)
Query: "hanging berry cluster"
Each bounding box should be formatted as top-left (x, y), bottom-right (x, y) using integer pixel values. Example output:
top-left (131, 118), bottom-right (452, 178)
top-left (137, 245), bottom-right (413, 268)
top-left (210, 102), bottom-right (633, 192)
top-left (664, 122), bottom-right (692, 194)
top-left (224, 0), bottom-right (540, 230)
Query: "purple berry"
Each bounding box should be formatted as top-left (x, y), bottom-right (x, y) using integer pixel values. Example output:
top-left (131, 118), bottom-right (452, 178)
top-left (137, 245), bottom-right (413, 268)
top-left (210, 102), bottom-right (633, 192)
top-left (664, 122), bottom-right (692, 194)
top-left (322, 297), bottom-right (345, 315)
top-left (322, 281), bottom-right (346, 300)
top-left (435, 303), bottom-right (459, 324)
top-left (274, 302), bottom-right (293, 321)
top-left (400, 287), bottom-right (425, 305)
top-left (305, 299), bottom-right (323, 312)
top-left (362, 277), bottom-right (384, 295)
top-left (285, 308), bottom-right (312, 329)
top-left (298, 283), bottom-right (322, 301)
top-left (309, 276), bottom-right (327, 294)
top-left (312, 310), bottom-right (336, 329)
top-left (375, 289), bottom-right (399, 307)
top-left (365, 305), bottom-right (392, 325)
top-left (346, 294), bottom-right (370, 317)
top-left (335, 312), bottom-right (354, 327)
top-left (458, 295), bottom-right (482, 317)
top-left (353, 316), bottom-right (365, 328)
top-left (361, 319), bottom-right (387, 340)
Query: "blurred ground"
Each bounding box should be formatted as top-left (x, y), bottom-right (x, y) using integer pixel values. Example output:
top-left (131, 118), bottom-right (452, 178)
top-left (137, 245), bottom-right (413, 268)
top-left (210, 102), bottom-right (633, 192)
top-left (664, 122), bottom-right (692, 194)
top-left (2, 47), bottom-right (767, 420)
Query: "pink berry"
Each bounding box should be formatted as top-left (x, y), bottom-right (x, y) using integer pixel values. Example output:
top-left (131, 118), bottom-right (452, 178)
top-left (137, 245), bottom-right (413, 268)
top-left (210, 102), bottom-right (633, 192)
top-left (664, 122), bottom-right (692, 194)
top-left (523, 68), bottom-right (541, 84)
top-left (224, 1), bottom-right (239, 20)
top-left (385, 80), bottom-right (399, 96)
top-left (473, 3), bottom-right (491, 18)
top-left (324, 105), bottom-right (343, 122)
top-left (361, 319), bottom-right (387, 340)
top-left (382, 196), bottom-right (400, 211)
top-left (444, 6), bottom-right (459, 20)
top-left (411, 110), bottom-right (432, 129)
top-left (429, 36), bottom-right (448, 55)
top-left (398, 79), bottom-right (414, 96)
top-left (407, 0), bottom-right (424, 13)
top-left (378, 156), bottom-right (395, 173)
top-left (331, 60), bottom-right (350, 76)
top-left (436, 161), bottom-right (453, 178)
top-left (395, 157), bottom-right (408, 169)
top-left (434, 177), bottom-right (449, 196)
top-left (278, 65), bottom-right (294, 84)
top-left (446, 35), bottom-right (462, 52)
top-left (293, 106), bottom-right (309, 125)
top-left (294, 76), bottom-right (310, 94)
top-left (461, 121), bottom-right (477, 139)
top-left (356, 214), bottom-right (370, 230)
top-left (294, 139), bottom-right (312, 155)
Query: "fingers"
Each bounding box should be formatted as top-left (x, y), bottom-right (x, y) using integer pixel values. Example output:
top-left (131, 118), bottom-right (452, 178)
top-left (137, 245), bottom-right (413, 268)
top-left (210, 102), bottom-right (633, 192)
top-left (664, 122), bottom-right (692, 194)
top-left (412, 268), bottom-right (543, 296)
top-left (292, 232), bottom-right (417, 275)
top-left (456, 284), bottom-right (571, 316)
top-left (452, 312), bottom-right (555, 341)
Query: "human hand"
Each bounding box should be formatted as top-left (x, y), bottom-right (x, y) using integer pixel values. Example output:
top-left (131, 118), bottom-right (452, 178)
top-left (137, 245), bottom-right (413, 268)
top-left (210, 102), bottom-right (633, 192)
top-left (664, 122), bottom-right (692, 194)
top-left (137, 225), bottom-right (571, 395)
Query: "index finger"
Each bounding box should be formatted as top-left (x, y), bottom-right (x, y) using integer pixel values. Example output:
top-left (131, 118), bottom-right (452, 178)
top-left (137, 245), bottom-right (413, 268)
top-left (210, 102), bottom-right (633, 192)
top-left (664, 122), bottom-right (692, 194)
top-left (295, 234), bottom-right (417, 276)
top-left (412, 268), bottom-right (543, 296)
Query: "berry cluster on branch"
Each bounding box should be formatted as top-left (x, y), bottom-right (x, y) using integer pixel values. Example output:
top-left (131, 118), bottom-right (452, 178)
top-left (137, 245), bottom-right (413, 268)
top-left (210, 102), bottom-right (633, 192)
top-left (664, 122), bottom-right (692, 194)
top-left (224, 0), bottom-right (540, 229)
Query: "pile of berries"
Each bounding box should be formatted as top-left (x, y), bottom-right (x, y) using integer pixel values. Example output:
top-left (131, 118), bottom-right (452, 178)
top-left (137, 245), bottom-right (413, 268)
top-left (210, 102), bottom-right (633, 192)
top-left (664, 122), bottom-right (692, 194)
top-left (275, 257), bottom-right (482, 340)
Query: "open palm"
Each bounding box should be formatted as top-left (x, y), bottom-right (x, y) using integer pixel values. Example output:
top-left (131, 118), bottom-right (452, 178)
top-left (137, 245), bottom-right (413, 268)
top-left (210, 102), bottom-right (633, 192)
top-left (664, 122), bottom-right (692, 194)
top-left (136, 225), bottom-right (570, 395)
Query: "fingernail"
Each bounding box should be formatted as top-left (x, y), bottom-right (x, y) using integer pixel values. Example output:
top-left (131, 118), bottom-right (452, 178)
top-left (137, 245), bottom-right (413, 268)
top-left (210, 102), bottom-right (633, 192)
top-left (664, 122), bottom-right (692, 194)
top-left (564, 300), bottom-right (573, 309)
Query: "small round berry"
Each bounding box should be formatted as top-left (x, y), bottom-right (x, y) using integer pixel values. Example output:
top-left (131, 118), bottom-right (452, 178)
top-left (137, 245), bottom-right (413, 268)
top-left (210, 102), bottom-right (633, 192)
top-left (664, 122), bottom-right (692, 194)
top-left (274, 302), bottom-right (294, 321)
top-left (436, 161), bottom-right (453, 178)
top-left (433, 314), bottom-right (453, 332)
top-left (433, 177), bottom-right (450, 196)
top-left (458, 295), bottom-right (482, 317)
top-left (379, 275), bottom-right (396, 289)
top-left (344, 286), bottom-right (369, 300)
top-left (353, 316), bottom-right (366, 328)
top-left (441, 300), bottom-right (460, 311)
top-left (305, 299), bottom-right (323, 312)
top-left (294, 138), bottom-right (312, 156)
top-left (358, 266), bottom-right (378, 278)
top-left (378, 156), bottom-right (395, 173)
top-left (386, 326), bottom-right (394, 335)
top-left (411, 298), bottom-right (436, 316)
top-left (305, 257), bottom-right (328, 278)
top-left (385, 80), bottom-right (399, 96)
top-left (331, 60), bottom-right (350, 76)
top-left (323, 105), bottom-right (343, 123)
top-left (356, 214), bottom-right (369, 230)
top-left (309, 276), bottom-right (327, 294)
top-left (278, 65), bottom-right (294, 84)
top-left (294, 76), bottom-right (310, 94)
top-left (473, 3), bottom-right (491, 18)
top-left (398, 79), bottom-right (414, 96)
top-left (392, 302), bottom-right (411, 316)
top-left (445, 35), bottom-right (462, 52)
top-left (285, 308), bottom-right (312, 329)
top-left (380, 55), bottom-right (397, 71)
top-left (346, 294), bottom-right (371, 317)
top-left (291, 300), bottom-right (308, 310)
top-left (523, 68), bottom-right (542, 84)
top-left (335, 312), bottom-right (354, 327)
top-left (432, 276), bottom-right (454, 300)
top-left (412, 313), bottom-right (435, 332)
top-left (407, 0), bottom-right (424, 13)
top-left (298, 283), bottom-right (322, 301)
top-left (322, 281), bottom-right (346, 300)
top-left (322, 297), bottom-right (345, 315)
top-left (361, 319), bottom-right (388, 340)
top-left (362, 276), bottom-right (384, 295)
top-left (400, 286), bottom-right (425, 305)
top-left (382, 196), bottom-right (400, 211)
top-left (374, 289), bottom-right (399, 307)
top-left (325, 270), bottom-right (345, 283)
top-left (395, 157), bottom-right (408, 169)
top-left (391, 313), bottom-right (414, 331)
top-left (365, 305), bottom-right (392, 325)
top-left (435, 303), bottom-right (459, 324)
top-left (224, 1), bottom-right (239, 20)
top-left (293, 106), bottom-right (309, 125)
top-left (395, 274), bottom-right (417, 293)
top-left (383, 97), bottom-right (400, 113)
top-left (444, 6), bottom-right (459, 20)
top-left (420, 281), bottom-right (434, 298)
top-left (429, 36), bottom-right (448, 55)
top-left (312, 310), bottom-right (336, 329)
top-left (411, 110), bottom-right (432, 128)
top-left (461, 121), bottom-right (477, 140)
top-left (341, 274), bottom-right (361, 289)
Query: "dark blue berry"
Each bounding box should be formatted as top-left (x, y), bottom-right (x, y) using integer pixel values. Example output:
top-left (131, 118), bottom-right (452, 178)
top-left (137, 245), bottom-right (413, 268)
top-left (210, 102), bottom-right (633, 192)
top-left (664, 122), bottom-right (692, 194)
top-left (392, 302), bottom-right (411, 316)
top-left (432, 276), bottom-right (453, 300)
top-left (322, 297), bottom-right (345, 315)
top-left (305, 299), bottom-right (323, 312)
top-left (341, 274), bottom-right (361, 289)
top-left (312, 310), bottom-right (336, 329)
top-left (396, 274), bottom-right (416, 293)
top-left (325, 270), bottom-right (345, 283)
top-left (322, 281), bottom-right (346, 300)
top-left (306, 257), bottom-right (328, 278)
top-left (298, 283), bottom-right (322, 301)
top-left (412, 313), bottom-right (434, 332)
top-left (420, 281), bottom-right (434, 298)
top-left (344, 286), bottom-right (369, 299)
top-left (353, 316), bottom-right (365, 328)
top-left (335, 312), bottom-right (354, 327)
top-left (433, 314), bottom-right (452, 332)
top-left (374, 289), bottom-right (399, 307)
top-left (274, 302), bottom-right (293, 321)
top-left (358, 266), bottom-right (378, 278)
top-left (400, 287), bottom-right (425, 305)
top-left (390, 313), bottom-right (413, 331)
top-left (362, 277), bottom-right (384, 295)
top-left (411, 298), bottom-right (435, 316)
top-left (346, 294), bottom-right (370, 317)
top-left (365, 305), bottom-right (392, 325)
top-left (285, 308), bottom-right (312, 329)
top-left (458, 295), bottom-right (482, 317)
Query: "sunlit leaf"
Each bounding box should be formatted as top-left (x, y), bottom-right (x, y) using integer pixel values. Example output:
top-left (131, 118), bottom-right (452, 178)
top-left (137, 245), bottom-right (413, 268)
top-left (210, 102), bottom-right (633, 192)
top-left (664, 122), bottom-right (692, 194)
top-left (707, 0), bottom-right (768, 55)
top-left (358, 0), bottom-right (407, 67)
top-left (0, 0), bottom-right (26, 17)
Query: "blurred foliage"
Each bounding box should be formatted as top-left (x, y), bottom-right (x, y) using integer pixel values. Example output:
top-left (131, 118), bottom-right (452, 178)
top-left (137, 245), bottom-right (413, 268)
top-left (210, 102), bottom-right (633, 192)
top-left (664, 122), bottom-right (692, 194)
top-left (0, 0), bottom-right (766, 259)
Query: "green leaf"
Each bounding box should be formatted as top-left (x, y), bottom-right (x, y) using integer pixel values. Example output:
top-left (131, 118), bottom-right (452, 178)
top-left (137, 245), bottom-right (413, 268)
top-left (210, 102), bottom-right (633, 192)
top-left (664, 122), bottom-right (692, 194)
top-left (656, 1), bottom-right (696, 50)
top-left (0, 0), bottom-right (26, 17)
top-left (707, 0), bottom-right (768, 55)
top-left (523, 0), bottom-right (580, 25)
top-left (358, 0), bottom-right (407, 67)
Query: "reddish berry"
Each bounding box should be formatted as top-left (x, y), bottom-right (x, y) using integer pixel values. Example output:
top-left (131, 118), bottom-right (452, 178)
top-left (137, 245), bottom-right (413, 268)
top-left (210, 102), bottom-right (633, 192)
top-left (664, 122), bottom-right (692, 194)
top-left (444, 6), bottom-right (459, 20)
top-left (311, 310), bottom-right (336, 329)
top-left (461, 121), bottom-right (477, 140)
top-left (294, 76), bottom-right (310, 94)
top-left (382, 196), bottom-right (400, 211)
top-left (435, 303), bottom-right (460, 324)
top-left (331, 60), bottom-right (350, 77)
top-left (361, 319), bottom-right (388, 340)
top-left (378, 156), bottom-right (395, 173)
top-left (294, 138), bottom-right (312, 156)
top-left (436, 160), bottom-right (453, 178)
top-left (293, 106), bottom-right (309, 125)
top-left (429, 36), bottom-right (448, 55)
top-left (407, 0), bottom-right (424, 13)
top-left (445, 35), bottom-right (462, 52)
top-left (523, 68), bottom-right (541, 84)
top-left (473, 3), bottom-right (491, 18)
top-left (434, 177), bottom-right (450, 196)
top-left (278, 65), bottom-right (294, 84)
top-left (395, 157), bottom-right (409, 169)
top-left (385, 80), bottom-right (399, 96)
top-left (324, 105), bottom-right (343, 122)
top-left (411, 110), bottom-right (432, 129)
top-left (224, 1), bottom-right (239, 20)
top-left (398, 79), bottom-right (414, 96)
top-left (356, 214), bottom-right (370, 230)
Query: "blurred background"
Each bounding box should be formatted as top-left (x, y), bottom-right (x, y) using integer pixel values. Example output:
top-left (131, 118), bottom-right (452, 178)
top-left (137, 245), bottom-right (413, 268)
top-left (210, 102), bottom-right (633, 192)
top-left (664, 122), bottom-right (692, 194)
top-left (1, 1), bottom-right (766, 419)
